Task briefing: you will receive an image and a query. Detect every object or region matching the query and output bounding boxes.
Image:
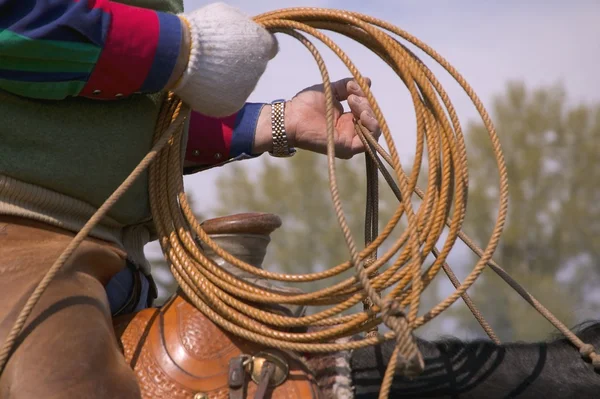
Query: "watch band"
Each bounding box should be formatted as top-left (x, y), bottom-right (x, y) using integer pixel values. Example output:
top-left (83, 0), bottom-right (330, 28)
top-left (269, 99), bottom-right (295, 158)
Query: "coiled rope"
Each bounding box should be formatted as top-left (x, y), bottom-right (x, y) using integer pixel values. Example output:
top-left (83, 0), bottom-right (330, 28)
top-left (1, 7), bottom-right (599, 399)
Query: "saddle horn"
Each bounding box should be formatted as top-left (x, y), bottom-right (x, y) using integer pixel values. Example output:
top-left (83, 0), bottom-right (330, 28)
top-left (198, 212), bottom-right (305, 319)
top-left (200, 212), bottom-right (282, 236)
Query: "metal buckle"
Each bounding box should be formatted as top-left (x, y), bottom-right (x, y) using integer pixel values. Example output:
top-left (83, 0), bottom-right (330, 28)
top-left (247, 349), bottom-right (289, 388)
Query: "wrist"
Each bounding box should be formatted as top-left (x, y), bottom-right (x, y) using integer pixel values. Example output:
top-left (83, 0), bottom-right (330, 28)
top-left (252, 101), bottom-right (296, 154)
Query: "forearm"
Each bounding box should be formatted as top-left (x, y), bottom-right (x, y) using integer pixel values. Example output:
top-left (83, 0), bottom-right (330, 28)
top-left (0, 0), bottom-right (186, 100)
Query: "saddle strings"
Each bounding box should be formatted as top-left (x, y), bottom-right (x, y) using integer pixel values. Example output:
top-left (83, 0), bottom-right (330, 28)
top-left (1, 8), bottom-right (599, 399)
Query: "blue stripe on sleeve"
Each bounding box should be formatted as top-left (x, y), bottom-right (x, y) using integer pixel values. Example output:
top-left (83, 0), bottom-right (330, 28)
top-left (140, 11), bottom-right (182, 93)
top-left (230, 103), bottom-right (265, 158)
top-left (0, 0), bottom-right (110, 46)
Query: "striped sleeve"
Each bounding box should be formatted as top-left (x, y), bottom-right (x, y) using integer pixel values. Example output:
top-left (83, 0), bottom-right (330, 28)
top-left (183, 103), bottom-right (266, 174)
top-left (0, 0), bottom-right (182, 100)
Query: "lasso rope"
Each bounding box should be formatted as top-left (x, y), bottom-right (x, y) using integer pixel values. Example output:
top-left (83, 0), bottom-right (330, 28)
top-left (1, 7), bottom-right (598, 399)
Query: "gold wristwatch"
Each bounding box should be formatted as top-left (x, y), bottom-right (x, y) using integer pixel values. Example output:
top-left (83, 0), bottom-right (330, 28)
top-left (269, 99), bottom-right (296, 158)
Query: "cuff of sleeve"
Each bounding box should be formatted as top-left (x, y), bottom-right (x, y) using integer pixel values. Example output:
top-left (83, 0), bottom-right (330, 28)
top-left (185, 103), bottom-right (266, 167)
top-left (79, 2), bottom-right (181, 99)
top-left (185, 111), bottom-right (236, 165)
top-left (230, 103), bottom-right (265, 158)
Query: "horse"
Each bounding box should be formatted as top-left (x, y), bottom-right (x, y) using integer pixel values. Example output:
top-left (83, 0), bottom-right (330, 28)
top-left (113, 212), bottom-right (600, 398)
top-left (351, 322), bottom-right (600, 398)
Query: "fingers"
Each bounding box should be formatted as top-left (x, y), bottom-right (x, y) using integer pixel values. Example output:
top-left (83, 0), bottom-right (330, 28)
top-left (331, 77), bottom-right (372, 101)
top-left (344, 77), bottom-right (380, 143)
top-left (346, 78), bottom-right (371, 97)
top-left (347, 95), bottom-right (380, 135)
top-left (331, 78), bottom-right (353, 101)
top-left (359, 109), bottom-right (380, 134)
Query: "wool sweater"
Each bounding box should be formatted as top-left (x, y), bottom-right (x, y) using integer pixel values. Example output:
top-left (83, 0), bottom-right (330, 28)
top-left (0, 0), bottom-right (264, 271)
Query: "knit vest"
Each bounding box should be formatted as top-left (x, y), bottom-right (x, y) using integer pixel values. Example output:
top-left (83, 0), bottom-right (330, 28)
top-left (0, 0), bottom-right (185, 272)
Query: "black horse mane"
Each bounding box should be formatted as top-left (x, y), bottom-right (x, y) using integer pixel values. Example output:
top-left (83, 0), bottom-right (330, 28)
top-left (351, 320), bottom-right (600, 399)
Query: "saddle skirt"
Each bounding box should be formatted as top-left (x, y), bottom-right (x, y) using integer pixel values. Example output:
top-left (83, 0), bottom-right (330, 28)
top-left (113, 213), bottom-right (323, 399)
top-left (113, 293), bottom-right (321, 398)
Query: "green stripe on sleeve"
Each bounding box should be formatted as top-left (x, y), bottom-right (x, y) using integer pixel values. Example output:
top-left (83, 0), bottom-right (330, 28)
top-left (0, 78), bottom-right (86, 100)
top-left (0, 57), bottom-right (96, 74)
top-left (0, 30), bottom-right (101, 73)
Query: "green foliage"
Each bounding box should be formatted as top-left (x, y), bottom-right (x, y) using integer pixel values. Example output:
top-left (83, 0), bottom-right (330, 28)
top-left (454, 81), bottom-right (600, 341)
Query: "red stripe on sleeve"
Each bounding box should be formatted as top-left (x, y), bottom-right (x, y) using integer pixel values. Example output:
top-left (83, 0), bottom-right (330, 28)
top-left (80, 1), bottom-right (159, 99)
top-left (185, 112), bottom-right (237, 165)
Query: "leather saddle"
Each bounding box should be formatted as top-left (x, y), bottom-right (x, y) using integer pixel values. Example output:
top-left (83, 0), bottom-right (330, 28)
top-left (113, 213), bottom-right (322, 399)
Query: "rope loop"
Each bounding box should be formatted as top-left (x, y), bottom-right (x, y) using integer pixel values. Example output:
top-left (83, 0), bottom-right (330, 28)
top-left (1, 8), bottom-right (598, 399)
top-left (579, 343), bottom-right (600, 370)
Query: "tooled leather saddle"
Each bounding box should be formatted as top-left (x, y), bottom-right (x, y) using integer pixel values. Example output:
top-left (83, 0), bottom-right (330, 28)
top-left (113, 213), bottom-right (323, 399)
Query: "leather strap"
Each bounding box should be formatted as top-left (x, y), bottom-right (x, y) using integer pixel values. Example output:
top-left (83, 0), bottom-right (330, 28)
top-left (253, 361), bottom-right (276, 399)
top-left (228, 356), bottom-right (248, 399)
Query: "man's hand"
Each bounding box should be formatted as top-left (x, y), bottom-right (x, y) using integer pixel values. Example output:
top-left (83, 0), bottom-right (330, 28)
top-left (253, 78), bottom-right (381, 159)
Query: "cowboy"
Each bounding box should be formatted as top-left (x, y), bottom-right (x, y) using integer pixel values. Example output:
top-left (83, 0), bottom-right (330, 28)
top-left (0, 1), bottom-right (380, 397)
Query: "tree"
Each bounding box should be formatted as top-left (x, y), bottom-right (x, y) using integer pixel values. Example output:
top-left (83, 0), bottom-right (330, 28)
top-left (210, 148), bottom-right (451, 338)
top-left (454, 81), bottom-right (600, 341)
